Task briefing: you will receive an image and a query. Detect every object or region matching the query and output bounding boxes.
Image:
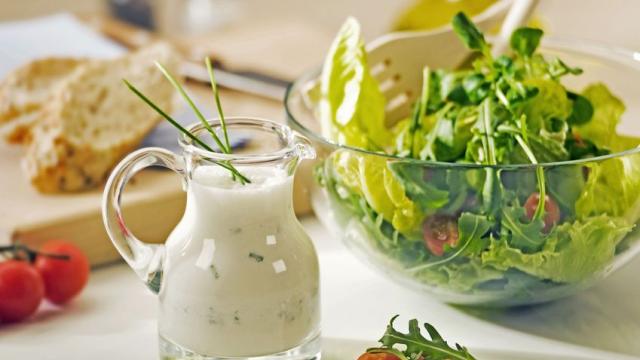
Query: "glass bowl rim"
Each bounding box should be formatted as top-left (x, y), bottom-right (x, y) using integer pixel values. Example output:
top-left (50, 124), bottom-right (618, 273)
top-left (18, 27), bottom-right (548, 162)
top-left (284, 36), bottom-right (640, 170)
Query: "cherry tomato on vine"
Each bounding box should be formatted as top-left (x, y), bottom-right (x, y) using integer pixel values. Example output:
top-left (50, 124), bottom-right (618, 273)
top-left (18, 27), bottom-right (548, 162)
top-left (35, 241), bottom-right (89, 305)
top-left (0, 260), bottom-right (44, 323)
top-left (524, 192), bottom-right (561, 232)
top-left (423, 215), bottom-right (459, 257)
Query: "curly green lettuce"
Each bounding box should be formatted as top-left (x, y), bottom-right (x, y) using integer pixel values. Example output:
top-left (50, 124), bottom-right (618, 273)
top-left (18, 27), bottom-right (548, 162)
top-left (482, 215), bottom-right (631, 283)
top-left (520, 78), bottom-right (572, 142)
top-left (575, 155), bottom-right (640, 223)
top-left (573, 83), bottom-right (626, 150)
top-left (572, 84), bottom-right (640, 223)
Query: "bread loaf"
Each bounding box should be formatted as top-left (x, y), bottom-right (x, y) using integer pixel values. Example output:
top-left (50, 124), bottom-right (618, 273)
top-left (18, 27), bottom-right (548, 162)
top-left (0, 58), bottom-right (86, 143)
top-left (20, 43), bottom-right (180, 192)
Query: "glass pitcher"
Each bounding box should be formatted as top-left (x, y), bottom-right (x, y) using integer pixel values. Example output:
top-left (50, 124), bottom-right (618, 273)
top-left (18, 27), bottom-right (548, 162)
top-left (102, 117), bottom-right (320, 360)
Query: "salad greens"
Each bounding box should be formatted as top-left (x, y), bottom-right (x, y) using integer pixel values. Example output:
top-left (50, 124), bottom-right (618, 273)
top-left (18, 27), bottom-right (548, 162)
top-left (362, 315), bottom-right (476, 360)
top-left (316, 13), bottom-right (640, 302)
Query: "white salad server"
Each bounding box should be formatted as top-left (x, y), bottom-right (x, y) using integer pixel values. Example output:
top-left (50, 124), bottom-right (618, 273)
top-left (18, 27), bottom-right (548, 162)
top-left (367, 0), bottom-right (538, 123)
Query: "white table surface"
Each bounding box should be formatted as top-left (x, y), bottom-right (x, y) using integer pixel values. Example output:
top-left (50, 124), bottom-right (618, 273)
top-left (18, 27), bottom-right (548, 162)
top-left (1, 216), bottom-right (639, 359)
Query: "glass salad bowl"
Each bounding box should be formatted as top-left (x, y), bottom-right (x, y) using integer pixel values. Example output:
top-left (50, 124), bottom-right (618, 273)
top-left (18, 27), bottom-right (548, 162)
top-left (285, 39), bottom-right (640, 306)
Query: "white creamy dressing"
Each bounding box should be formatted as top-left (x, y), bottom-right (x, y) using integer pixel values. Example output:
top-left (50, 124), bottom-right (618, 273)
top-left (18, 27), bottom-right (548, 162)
top-left (158, 165), bottom-right (320, 357)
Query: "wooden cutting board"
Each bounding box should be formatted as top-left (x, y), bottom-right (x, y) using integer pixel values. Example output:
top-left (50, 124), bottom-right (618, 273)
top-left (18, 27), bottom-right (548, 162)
top-left (0, 142), bottom-right (185, 266)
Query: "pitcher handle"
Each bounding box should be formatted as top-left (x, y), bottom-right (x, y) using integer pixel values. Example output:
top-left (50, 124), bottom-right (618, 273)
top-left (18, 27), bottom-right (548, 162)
top-left (102, 147), bottom-right (183, 294)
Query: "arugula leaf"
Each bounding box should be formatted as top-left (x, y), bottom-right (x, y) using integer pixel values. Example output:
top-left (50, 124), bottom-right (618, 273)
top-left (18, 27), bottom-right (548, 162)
top-left (498, 124), bottom-right (569, 163)
top-left (372, 315), bottom-right (477, 360)
top-left (501, 206), bottom-right (546, 252)
top-left (452, 12), bottom-right (489, 56)
top-left (546, 166), bottom-right (585, 216)
top-left (408, 212), bottom-right (491, 271)
top-left (388, 163), bottom-right (450, 214)
top-left (521, 133), bottom-right (568, 163)
top-left (510, 27), bottom-right (544, 57)
top-left (457, 212), bottom-right (492, 255)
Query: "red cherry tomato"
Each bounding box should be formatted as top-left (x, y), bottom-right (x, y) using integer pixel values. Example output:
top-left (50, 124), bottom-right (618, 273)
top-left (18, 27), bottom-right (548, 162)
top-left (357, 352), bottom-right (401, 360)
top-left (524, 192), bottom-right (561, 232)
top-left (35, 241), bottom-right (90, 305)
top-left (0, 260), bottom-right (44, 323)
top-left (423, 215), bottom-right (459, 256)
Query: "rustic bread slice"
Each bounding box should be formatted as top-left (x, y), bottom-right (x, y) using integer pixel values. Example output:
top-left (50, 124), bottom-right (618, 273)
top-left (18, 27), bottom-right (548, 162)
top-left (22, 43), bottom-right (180, 193)
top-left (0, 58), bottom-right (87, 143)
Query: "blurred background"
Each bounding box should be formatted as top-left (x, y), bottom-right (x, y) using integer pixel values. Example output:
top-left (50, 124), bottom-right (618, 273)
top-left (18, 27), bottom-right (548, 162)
top-left (3, 0), bottom-right (639, 89)
top-left (0, 0), bottom-right (640, 42)
top-left (0, 0), bottom-right (638, 41)
top-left (3, 0), bottom-right (640, 53)
top-left (3, 0), bottom-right (638, 98)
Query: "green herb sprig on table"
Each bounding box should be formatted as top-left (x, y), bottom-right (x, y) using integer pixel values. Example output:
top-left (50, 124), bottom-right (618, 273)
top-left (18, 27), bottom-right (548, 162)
top-left (124, 57), bottom-right (250, 184)
top-left (364, 315), bottom-right (476, 360)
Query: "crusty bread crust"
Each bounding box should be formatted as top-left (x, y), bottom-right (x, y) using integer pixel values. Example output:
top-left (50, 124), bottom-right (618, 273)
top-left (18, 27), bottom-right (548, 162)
top-left (16, 43), bottom-right (180, 193)
top-left (0, 58), bottom-right (87, 143)
top-left (23, 124), bottom-right (141, 192)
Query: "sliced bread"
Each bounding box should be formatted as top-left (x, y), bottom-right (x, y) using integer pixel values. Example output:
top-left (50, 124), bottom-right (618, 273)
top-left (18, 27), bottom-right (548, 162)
top-left (22, 43), bottom-right (180, 193)
top-left (0, 58), bottom-right (87, 143)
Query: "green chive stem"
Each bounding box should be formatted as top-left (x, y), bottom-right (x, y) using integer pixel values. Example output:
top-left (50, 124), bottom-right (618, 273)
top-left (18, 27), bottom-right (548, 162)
top-left (205, 57), bottom-right (231, 154)
top-left (155, 62), bottom-right (229, 154)
top-left (123, 79), bottom-right (250, 184)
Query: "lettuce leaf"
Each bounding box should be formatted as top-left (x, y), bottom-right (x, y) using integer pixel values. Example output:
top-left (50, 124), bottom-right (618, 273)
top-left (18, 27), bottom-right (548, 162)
top-left (570, 83), bottom-right (640, 223)
top-left (547, 166), bottom-right (585, 216)
top-left (331, 149), bottom-right (362, 192)
top-left (573, 83), bottom-right (626, 150)
top-left (456, 212), bottom-right (492, 256)
top-left (481, 215), bottom-right (631, 283)
top-left (501, 206), bottom-right (546, 252)
top-left (520, 78), bottom-right (572, 143)
top-left (319, 17), bottom-right (389, 150)
top-left (575, 155), bottom-right (640, 223)
top-left (330, 150), bottom-right (424, 234)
